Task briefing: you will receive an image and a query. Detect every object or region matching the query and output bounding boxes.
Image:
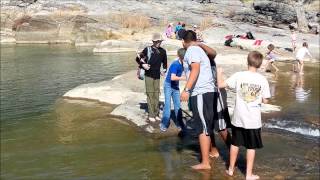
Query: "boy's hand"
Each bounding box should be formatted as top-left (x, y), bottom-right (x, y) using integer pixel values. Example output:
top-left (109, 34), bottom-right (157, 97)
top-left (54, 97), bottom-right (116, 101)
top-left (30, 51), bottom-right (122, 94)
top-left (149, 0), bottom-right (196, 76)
top-left (180, 91), bottom-right (190, 102)
top-left (180, 76), bottom-right (187, 81)
top-left (160, 69), bottom-right (167, 76)
top-left (142, 64), bottom-right (150, 70)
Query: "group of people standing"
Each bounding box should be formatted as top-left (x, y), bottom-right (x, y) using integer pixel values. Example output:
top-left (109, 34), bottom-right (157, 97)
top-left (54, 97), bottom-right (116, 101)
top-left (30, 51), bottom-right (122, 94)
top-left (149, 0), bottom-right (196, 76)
top-left (136, 30), bottom-right (271, 179)
top-left (165, 22), bottom-right (203, 41)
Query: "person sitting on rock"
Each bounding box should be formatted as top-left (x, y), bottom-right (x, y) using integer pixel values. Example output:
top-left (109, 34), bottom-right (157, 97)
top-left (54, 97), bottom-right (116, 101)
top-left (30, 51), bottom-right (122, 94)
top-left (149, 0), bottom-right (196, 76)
top-left (175, 22), bottom-right (182, 38)
top-left (136, 33), bottom-right (168, 122)
top-left (160, 48), bottom-right (186, 132)
top-left (165, 23), bottom-right (174, 39)
top-left (177, 23), bottom-right (186, 40)
top-left (192, 25), bottom-right (204, 42)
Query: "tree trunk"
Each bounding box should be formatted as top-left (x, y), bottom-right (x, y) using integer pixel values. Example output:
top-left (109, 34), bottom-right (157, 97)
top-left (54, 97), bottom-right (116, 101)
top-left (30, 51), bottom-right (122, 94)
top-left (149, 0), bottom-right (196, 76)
top-left (294, 1), bottom-right (309, 32)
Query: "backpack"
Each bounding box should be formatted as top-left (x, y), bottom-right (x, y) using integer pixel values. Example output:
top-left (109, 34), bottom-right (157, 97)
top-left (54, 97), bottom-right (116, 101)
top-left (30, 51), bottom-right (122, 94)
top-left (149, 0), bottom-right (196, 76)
top-left (224, 38), bottom-right (233, 47)
top-left (246, 31), bottom-right (255, 40)
top-left (137, 47), bottom-right (152, 80)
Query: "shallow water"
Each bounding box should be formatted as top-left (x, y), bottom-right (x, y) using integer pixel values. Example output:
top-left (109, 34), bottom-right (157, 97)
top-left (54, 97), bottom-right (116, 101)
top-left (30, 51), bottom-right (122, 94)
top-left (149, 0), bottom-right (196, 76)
top-left (264, 62), bottom-right (320, 137)
top-left (1, 45), bottom-right (319, 179)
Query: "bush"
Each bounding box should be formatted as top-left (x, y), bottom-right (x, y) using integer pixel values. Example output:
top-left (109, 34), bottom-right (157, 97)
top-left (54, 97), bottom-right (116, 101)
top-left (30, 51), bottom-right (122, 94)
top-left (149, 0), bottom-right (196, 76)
top-left (111, 13), bottom-right (151, 30)
top-left (200, 16), bottom-right (212, 30)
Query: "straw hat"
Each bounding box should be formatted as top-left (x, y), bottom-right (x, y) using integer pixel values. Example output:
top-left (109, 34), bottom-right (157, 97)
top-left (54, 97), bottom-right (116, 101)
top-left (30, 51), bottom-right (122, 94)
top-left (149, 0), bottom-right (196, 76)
top-left (151, 33), bottom-right (164, 41)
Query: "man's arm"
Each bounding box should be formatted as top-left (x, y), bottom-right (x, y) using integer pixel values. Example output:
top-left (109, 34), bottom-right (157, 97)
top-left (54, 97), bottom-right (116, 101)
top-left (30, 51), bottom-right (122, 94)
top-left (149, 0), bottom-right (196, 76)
top-left (307, 49), bottom-right (312, 58)
top-left (181, 63), bottom-right (200, 101)
top-left (162, 50), bottom-right (168, 70)
top-left (195, 42), bottom-right (217, 60)
top-left (185, 63), bottom-right (200, 89)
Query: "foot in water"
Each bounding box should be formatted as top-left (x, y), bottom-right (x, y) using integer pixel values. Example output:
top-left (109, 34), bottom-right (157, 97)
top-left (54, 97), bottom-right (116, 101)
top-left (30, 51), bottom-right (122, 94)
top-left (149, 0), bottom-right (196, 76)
top-left (148, 117), bottom-right (156, 122)
top-left (209, 151), bottom-right (219, 158)
top-left (191, 163), bottom-right (211, 170)
top-left (246, 174), bottom-right (260, 180)
top-left (225, 167), bottom-right (234, 176)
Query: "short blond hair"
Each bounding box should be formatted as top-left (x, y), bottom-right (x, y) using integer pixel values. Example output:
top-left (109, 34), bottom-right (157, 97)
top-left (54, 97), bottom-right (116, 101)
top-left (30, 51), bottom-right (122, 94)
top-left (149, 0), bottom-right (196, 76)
top-left (247, 51), bottom-right (263, 68)
top-left (177, 48), bottom-right (186, 59)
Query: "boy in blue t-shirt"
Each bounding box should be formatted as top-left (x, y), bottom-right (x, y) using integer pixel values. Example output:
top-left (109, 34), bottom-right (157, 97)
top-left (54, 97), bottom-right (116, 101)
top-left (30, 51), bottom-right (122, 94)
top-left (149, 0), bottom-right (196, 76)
top-left (160, 48), bottom-right (186, 131)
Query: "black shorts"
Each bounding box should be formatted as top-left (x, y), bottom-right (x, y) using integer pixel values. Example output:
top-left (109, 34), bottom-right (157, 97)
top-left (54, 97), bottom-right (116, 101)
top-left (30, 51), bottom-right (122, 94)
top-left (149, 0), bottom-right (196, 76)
top-left (190, 92), bottom-right (217, 136)
top-left (231, 125), bottom-right (263, 149)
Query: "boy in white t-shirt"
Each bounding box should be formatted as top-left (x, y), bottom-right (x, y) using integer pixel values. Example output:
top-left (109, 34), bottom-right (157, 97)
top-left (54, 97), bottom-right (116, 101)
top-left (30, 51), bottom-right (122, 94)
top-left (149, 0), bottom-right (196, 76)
top-left (294, 42), bottom-right (312, 75)
top-left (217, 51), bottom-right (271, 180)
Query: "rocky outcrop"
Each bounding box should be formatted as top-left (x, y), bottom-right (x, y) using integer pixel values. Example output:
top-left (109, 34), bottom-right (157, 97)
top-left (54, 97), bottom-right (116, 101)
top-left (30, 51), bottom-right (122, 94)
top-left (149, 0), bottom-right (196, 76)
top-left (1, 0), bottom-right (319, 44)
top-left (233, 0), bottom-right (319, 32)
top-left (253, 1), bottom-right (296, 24)
top-left (93, 38), bottom-right (181, 54)
top-left (63, 54), bottom-right (282, 135)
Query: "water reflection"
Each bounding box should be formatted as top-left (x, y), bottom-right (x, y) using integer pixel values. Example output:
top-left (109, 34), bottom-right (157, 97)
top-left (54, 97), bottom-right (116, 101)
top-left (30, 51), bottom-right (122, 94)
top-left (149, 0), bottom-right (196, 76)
top-left (291, 73), bottom-right (311, 102)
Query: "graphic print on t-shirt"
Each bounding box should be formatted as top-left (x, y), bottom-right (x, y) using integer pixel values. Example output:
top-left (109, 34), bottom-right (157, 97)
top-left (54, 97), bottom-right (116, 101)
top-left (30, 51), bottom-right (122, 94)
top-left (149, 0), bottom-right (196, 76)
top-left (239, 83), bottom-right (262, 103)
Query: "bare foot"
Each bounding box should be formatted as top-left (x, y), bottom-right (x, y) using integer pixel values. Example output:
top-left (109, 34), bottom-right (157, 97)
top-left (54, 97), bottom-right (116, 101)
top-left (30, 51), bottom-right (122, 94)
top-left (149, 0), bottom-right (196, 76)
top-left (225, 167), bottom-right (234, 176)
top-left (209, 152), bottom-right (219, 158)
top-left (191, 163), bottom-right (211, 170)
top-left (246, 174), bottom-right (260, 180)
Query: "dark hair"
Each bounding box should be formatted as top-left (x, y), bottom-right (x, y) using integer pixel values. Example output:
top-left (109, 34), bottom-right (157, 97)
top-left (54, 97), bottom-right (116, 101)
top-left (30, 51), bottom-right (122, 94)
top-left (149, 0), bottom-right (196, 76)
top-left (302, 42), bottom-right (308, 47)
top-left (182, 30), bottom-right (197, 43)
top-left (247, 51), bottom-right (263, 68)
top-left (182, 23), bottom-right (186, 27)
top-left (267, 44), bottom-right (275, 51)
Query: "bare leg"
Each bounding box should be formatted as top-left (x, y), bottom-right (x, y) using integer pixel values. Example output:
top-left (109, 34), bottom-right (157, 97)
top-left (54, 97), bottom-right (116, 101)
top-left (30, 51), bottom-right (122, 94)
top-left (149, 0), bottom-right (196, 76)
top-left (292, 62), bottom-right (296, 72)
top-left (246, 149), bottom-right (259, 180)
top-left (209, 135), bottom-right (219, 158)
top-left (219, 129), bottom-right (231, 148)
top-left (271, 63), bottom-right (279, 72)
top-left (226, 144), bottom-right (239, 176)
top-left (297, 62), bottom-right (301, 73)
top-left (265, 62), bottom-right (271, 72)
top-left (299, 61), bottom-right (304, 74)
top-left (192, 133), bottom-right (211, 170)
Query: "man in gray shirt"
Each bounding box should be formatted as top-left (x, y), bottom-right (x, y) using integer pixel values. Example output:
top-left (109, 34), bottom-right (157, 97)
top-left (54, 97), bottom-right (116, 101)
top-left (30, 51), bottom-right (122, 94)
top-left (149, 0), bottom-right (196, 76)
top-left (181, 30), bottom-right (217, 170)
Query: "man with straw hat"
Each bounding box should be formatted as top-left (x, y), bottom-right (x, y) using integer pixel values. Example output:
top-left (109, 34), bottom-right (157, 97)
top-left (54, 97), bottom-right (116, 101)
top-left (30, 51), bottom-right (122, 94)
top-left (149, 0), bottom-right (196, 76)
top-left (137, 33), bottom-right (168, 122)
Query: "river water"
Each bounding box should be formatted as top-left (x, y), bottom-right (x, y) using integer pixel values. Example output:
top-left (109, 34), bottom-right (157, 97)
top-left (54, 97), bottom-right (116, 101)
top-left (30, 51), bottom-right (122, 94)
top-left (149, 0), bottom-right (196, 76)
top-left (1, 45), bottom-right (319, 179)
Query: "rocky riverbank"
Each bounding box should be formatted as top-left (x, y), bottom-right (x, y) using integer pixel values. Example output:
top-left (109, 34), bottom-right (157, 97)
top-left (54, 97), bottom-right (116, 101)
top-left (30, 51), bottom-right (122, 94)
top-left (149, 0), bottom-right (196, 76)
top-left (63, 50), bottom-right (281, 135)
top-left (1, 1), bottom-right (319, 57)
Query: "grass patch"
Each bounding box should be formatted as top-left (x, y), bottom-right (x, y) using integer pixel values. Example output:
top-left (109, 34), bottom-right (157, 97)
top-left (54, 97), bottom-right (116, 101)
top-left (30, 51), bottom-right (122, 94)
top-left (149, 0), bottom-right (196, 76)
top-left (110, 12), bottom-right (151, 30)
top-left (200, 16), bottom-right (212, 30)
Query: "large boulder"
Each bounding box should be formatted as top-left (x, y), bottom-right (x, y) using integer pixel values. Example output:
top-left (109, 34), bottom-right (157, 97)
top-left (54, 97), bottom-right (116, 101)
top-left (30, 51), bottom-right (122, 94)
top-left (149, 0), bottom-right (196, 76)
top-left (253, 1), bottom-right (296, 24)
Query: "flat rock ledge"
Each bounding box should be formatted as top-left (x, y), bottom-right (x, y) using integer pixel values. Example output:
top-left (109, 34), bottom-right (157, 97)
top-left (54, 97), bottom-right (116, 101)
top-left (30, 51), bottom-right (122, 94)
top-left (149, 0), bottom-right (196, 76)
top-left (63, 68), bottom-right (281, 136)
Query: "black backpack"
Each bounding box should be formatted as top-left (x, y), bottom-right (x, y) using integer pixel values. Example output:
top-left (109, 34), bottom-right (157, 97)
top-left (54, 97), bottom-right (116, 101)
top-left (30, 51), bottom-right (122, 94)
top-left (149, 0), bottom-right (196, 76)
top-left (224, 38), bottom-right (233, 47)
top-left (246, 31), bottom-right (255, 40)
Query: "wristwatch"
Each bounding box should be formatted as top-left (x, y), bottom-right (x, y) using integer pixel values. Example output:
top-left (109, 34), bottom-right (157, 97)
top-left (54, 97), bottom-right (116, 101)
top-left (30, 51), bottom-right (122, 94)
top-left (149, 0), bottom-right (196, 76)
top-left (184, 87), bottom-right (190, 94)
